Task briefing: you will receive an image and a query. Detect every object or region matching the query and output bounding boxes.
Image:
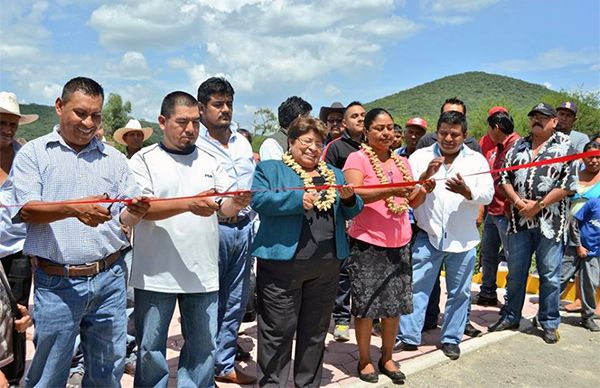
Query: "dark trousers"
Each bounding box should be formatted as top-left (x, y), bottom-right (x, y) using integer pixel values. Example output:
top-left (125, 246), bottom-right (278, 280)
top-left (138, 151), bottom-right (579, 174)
top-left (257, 257), bottom-right (340, 388)
top-left (1, 252), bottom-right (32, 385)
top-left (332, 258), bottom-right (351, 325)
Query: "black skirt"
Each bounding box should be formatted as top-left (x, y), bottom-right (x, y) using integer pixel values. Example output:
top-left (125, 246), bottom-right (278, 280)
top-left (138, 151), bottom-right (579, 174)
top-left (347, 238), bottom-right (413, 319)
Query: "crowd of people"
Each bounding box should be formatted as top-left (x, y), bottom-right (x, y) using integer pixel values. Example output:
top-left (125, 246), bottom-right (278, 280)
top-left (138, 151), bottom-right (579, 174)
top-left (0, 75), bottom-right (599, 388)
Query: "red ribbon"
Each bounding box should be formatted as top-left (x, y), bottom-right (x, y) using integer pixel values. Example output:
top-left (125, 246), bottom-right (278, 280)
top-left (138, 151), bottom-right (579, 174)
top-left (2, 149), bottom-right (599, 208)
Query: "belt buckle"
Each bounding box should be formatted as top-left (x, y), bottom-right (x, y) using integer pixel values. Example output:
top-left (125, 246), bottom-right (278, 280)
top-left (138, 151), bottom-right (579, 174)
top-left (95, 261), bottom-right (101, 273)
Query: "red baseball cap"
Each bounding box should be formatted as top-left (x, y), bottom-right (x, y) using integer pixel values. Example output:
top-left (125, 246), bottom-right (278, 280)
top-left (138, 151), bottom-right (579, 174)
top-left (405, 117), bottom-right (427, 130)
top-left (488, 106), bottom-right (508, 117)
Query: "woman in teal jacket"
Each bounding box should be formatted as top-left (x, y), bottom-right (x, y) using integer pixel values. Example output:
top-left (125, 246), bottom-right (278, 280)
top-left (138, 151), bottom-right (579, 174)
top-left (251, 116), bottom-right (363, 387)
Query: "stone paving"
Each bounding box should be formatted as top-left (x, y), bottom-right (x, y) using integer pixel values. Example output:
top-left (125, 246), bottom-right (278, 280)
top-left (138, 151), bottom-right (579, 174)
top-left (25, 278), bottom-right (540, 387)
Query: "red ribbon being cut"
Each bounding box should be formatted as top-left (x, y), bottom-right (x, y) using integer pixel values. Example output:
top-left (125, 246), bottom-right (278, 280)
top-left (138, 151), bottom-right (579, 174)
top-left (2, 149), bottom-right (599, 209)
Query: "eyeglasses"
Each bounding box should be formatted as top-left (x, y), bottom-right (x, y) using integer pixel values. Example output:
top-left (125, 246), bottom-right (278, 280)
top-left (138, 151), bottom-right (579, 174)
top-left (295, 137), bottom-right (324, 149)
top-left (528, 114), bottom-right (551, 122)
top-left (327, 118), bottom-right (343, 124)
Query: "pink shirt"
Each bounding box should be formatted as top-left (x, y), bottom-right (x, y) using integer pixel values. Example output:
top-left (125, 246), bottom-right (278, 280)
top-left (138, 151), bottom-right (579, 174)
top-left (343, 149), bottom-right (413, 248)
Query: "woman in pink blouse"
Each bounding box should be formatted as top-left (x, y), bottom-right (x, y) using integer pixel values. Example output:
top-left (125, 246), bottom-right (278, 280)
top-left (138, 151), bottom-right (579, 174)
top-left (343, 108), bottom-right (434, 384)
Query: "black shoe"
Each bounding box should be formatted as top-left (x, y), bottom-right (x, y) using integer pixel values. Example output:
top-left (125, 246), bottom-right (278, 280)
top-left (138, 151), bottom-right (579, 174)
top-left (488, 319), bottom-right (519, 332)
top-left (378, 359), bottom-right (406, 384)
top-left (581, 318), bottom-right (600, 332)
top-left (476, 294), bottom-right (499, 307)
top-left (441, 343), bottom-right (460, 360)
top-left (357, 362), bottom-right (379, 383)
top-left (393, 340), bottom-right (418, 352)
top-left (235, 344), bottom-right (252, 362)
top-left (464, 323), bottom-right (483, 337)
top-left (541, 328), bottom-right (560, 344)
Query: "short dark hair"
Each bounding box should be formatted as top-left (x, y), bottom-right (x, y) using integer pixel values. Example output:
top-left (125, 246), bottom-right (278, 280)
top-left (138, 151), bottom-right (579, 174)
top-left (591, 132), bottom-right (600, 142)
top-left (440, 97), bottom-right (467, 115)
top-left (197, 77), bottom-right (235, 105)
top-left (61, 77), bottom-right (104, 104)
top-left (437, 110), bottom-right (468, 133)
top-left (278, 96), bottom-right (312, 129)
top-left (237, 128), bottom-right (252, 144)
top-left (344, 101), bottom-right (363, 118)
top-left (393, 123), bottom-right (402, 133)
top-left (583, 140), bottom-right (600, 152)
top-left (487, 111), bottom-right (514, 135)
top-left (287, 116), bottom-right (327, 143)
top-left (161, 91), bottom-right (198, 118)
top-left (364, 108), bottom-right (393, 131)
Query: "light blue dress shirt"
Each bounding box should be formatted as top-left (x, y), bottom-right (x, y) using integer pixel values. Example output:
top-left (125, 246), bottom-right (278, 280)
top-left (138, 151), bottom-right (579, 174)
top-left (10, 127), bottom-right (140, 265)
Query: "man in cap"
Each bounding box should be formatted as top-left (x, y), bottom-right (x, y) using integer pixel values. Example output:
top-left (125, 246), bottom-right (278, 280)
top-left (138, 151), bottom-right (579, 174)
top-left (475, 107), bottom-right (520, 307)
top-left (0, 91), bottom-right (38, 386)
top-left (319, 102), bottom-right (345, 143)
top-left (397, 117), bottom-right (428, 157)
top-left (556, 101), bottom-right (589, 152)
top-left (489, 103), bottom-right (577, 344)
top-left (259, 96), bottom-right (312, 161)
top-left (10, 77), bottom-right (149, 386)
top-left (113, 119), bottom-right (153, 158)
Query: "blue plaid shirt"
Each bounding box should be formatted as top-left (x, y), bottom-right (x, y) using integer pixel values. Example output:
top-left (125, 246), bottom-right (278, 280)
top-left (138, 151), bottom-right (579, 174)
top-left (10, 127), bottom-right (140, 265)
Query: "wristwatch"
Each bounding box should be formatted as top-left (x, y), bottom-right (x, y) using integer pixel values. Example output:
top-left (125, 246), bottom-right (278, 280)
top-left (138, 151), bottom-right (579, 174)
top-left (537, 199), bottom-right (547, 209)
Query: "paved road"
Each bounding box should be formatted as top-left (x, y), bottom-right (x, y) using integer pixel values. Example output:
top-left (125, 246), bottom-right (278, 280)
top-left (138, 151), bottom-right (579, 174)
top-left (404, 313), bottom-right (599, 387)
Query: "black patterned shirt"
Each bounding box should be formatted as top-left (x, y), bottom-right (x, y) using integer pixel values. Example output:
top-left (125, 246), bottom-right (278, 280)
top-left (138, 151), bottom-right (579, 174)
top-left (499, 131), bottom-right (577, 242)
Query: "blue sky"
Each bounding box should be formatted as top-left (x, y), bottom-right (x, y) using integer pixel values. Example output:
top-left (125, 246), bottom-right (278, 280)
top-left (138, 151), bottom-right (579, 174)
top-left (1, 0), bottom-right (598, 129)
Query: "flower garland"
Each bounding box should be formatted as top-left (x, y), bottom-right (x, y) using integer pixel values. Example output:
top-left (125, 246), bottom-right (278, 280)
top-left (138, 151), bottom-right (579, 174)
top-left (361, 143), bottom-right (413, 214)
top-left (282, 152), bottom-right (338, 211)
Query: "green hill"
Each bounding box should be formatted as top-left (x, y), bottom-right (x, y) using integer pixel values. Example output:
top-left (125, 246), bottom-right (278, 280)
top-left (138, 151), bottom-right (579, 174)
top-left (366, 71), bottom-right (599, 139)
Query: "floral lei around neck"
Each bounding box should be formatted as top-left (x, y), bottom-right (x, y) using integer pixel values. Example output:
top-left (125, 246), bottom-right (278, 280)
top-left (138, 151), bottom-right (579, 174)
top-left (282, 152), bottom-right (337, 211)
top-left (361, 143), bottom-right (413, 214)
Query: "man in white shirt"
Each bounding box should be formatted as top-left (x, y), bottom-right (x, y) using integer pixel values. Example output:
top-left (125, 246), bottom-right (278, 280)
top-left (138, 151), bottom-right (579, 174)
top-left (397, 111), bottom-right (494, 360)
top-left (195, 78), bottom-right (257, 385)
top-left (129, 91), bottom-right (250, 387)
top-left (259, 96), bottom-right (312, 161)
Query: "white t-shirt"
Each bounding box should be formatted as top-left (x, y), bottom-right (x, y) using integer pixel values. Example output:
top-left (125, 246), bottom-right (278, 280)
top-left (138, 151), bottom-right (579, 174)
top-left (129, 144), bottom-right (233, 293)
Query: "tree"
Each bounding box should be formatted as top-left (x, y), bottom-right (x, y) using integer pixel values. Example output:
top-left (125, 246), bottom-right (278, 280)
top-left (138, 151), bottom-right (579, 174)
top-left (252, 107), bottom-right (279, 136)
top-left (102, 93), bottom-right (132, 136)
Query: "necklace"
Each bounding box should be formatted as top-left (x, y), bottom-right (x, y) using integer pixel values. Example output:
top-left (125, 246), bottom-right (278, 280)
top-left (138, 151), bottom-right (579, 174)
top-left (361, 143), bottom-right (413, 214)
top-left (282, 152), bottom-right (337, 211)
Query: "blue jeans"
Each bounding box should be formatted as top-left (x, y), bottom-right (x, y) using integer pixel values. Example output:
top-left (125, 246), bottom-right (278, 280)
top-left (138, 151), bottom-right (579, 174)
top-left (134, 289), bottom-right (218, 388)
top-left (26, 258), bottom-right (127, 387)
top-left (504, 229), bottom-right (563, 329)
top-left (215, 219), bottom-right (253, 377)
top-left (479, 214), bottom-right (509, 298)
top-left (398, 232), bottom-right (475, 345)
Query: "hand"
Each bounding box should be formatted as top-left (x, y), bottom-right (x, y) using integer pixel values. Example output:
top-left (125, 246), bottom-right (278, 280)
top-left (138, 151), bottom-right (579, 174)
top-left (338, 184), bottom-right (355, 200)
top-left (126, 196), bottom-right (150, 218)
top-left (188, 189), bottom-right (220, 216)
top-left (120, 224), bottom-right (131, 239)
top-left (392, 185), bottom-right (414, 198)
top-left (576, 246), bottom-right (589, 259)
top-left (303, 191), bottom-right (316, 211)
top-left (445, 173), bottom-right (472, 199)
top-left (73, 194), bottom-right (112, 227)
top-left (421, 178), bottom-right (436, 193)
top-left (231, 191), bottom-right (252, 208)
top-left (518, 199), bottom-right (540, 219)
top-left (14, 304), bottom-right (32, 333)
top-left (421, 157), bottom-right (444, 179)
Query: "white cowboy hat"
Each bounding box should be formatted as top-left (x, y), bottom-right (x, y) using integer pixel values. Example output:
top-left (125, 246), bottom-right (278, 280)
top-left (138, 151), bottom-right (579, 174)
top-left (113, 119), bottom-right (153, 146)
top-left (0, 91), bottom-right (39, 125)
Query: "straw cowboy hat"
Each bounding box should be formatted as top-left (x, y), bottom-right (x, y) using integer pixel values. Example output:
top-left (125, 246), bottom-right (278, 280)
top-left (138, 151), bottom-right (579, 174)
top-left (0, 91), bottom-right (39, 125)
top-left (113, 119), bottom-right (153, 145)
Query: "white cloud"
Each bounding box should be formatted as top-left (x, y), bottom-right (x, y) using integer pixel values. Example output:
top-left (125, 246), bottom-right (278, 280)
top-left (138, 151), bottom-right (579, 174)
top-left (422, 0), bottom-right (500, 13)
top-left (487, 48), bottom-right (600, 72)
top-left (543, 82), bottom-right (553, 90)
top-left (107, 51), bottom-right (150, 80)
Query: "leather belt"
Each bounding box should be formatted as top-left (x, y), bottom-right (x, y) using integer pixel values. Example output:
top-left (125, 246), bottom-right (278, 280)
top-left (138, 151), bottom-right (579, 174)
top-left (218, 215), bottom-right (249, 225)
top-left (36, 251), bottom-right (121, 277)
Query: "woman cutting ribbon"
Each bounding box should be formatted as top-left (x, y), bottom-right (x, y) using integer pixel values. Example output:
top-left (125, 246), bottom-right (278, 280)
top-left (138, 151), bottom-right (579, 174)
top-left (251, 116), bottom-right (364, 387)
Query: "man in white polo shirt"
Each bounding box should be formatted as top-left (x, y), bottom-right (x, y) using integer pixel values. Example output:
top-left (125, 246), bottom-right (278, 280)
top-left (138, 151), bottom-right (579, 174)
top-left (129, 91), bottom-right (251, 387)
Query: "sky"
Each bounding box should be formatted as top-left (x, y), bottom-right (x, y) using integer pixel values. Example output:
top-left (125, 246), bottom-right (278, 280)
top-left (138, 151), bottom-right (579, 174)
top-left (0, 0), bottom-right (599, 129)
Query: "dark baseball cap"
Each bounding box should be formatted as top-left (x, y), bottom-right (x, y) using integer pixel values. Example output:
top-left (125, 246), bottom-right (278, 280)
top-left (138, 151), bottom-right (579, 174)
top-left (527, 103), bottom-right (556, 117)
top-left (557, 101), bottom-right (578, 115)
